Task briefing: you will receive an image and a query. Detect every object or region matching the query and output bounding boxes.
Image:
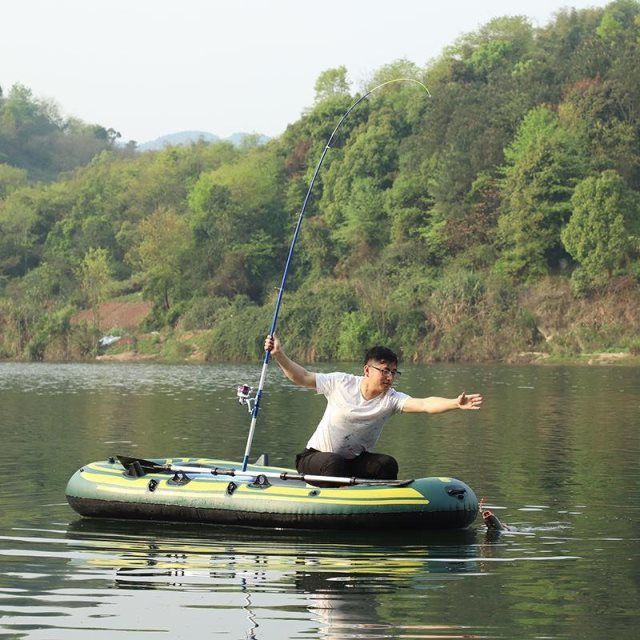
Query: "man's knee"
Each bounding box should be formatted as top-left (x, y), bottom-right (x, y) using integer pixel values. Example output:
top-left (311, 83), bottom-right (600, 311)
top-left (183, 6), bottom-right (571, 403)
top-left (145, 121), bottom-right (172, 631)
top-left (297, 450), bottom-right (348, 477)
top-left (373, 454), bottom-right (398, 479)
top-left (317, 453), bottom-right (348, 477)
top-left (355, 452), bottom-right (398, 479)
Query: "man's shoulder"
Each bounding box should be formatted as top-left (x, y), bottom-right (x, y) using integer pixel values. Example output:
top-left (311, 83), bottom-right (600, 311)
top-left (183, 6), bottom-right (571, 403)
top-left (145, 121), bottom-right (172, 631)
top-left (386, 387), bottom-right (411, 411)
top-left (319, 371), bottom-right (356, 381)
top-left (316, 371), bottom-right (358, 393)
top-left (388, 387), bottom-right (410, 398)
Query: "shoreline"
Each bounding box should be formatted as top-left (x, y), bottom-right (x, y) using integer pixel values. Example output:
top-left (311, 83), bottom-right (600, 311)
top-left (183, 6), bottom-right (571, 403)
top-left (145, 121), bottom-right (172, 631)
top-left (3, 349), bottom-right (639, 367)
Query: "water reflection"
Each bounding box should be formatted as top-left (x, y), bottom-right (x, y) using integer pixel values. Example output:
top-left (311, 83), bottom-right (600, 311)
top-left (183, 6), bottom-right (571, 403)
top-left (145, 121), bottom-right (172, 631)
top-left (62, 519), bottom-right (483, 639)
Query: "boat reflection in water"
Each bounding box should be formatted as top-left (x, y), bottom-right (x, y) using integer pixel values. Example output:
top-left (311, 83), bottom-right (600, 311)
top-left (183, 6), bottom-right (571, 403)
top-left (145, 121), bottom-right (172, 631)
top-left (66, 518), bottom-right (483, 639)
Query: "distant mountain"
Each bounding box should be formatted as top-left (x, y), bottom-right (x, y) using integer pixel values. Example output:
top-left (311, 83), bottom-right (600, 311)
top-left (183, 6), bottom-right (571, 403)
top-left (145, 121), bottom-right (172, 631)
top-left (225, 132), bottom-right (270, 147)
top-left (137, 131), bottom-right (219, 151)
top-left (138, 130), bottom-right (269, 152)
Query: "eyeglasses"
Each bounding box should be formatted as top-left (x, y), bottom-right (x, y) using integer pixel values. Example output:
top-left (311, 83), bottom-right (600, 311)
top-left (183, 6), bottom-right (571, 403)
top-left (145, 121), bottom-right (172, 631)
top-left (369, 364), bottom-right (401, 378)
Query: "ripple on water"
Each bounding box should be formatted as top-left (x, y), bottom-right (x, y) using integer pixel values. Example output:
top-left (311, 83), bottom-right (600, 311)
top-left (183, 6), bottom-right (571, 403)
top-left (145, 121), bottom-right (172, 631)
top-left (0, 362), bottom-right (272, 396)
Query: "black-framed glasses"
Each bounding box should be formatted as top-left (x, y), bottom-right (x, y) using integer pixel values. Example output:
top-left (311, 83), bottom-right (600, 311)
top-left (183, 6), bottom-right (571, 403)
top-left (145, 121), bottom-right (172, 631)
top-left (369, 364), bottom-right (401, 378)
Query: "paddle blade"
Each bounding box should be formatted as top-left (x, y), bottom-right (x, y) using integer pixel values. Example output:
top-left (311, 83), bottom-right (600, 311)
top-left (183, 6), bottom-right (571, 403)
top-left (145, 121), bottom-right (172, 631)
top-left (116, 455), bottom-right (165, 472)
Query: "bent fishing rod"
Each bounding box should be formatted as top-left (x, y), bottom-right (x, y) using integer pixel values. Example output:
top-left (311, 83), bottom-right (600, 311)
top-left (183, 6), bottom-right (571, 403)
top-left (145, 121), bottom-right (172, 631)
top-left (239, 78), bottom-right (430, 471)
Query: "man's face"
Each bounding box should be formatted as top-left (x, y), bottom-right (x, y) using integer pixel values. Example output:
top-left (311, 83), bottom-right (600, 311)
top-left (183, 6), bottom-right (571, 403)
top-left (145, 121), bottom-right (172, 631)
top-left (364, 360), bottom-right (400, 391)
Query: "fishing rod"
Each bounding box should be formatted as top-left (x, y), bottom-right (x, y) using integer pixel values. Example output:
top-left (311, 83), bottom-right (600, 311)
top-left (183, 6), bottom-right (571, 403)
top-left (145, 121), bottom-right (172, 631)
top-left (239, 78), bottom-right (431, 472)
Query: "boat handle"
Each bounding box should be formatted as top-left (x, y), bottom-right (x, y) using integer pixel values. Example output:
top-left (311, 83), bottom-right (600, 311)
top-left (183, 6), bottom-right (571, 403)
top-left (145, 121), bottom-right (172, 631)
top-left (248, 474), bottom-right (271, 489)
top-left (446, 485), bottom-right (467, 499)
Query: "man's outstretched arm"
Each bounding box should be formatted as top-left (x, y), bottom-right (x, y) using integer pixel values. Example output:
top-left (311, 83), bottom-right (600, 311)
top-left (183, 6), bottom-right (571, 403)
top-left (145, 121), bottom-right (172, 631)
top-left (402, 392), bottom-right (483, 414)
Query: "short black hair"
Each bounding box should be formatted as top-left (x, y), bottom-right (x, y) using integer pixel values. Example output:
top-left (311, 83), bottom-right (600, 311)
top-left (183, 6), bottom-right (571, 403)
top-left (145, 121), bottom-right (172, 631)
top-left (364, 346), bottom-right (398, 366)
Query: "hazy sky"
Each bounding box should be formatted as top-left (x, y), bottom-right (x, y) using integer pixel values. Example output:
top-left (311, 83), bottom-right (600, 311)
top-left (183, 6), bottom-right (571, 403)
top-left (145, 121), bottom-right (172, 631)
top-left (2, 0), bottom-right (611, 144)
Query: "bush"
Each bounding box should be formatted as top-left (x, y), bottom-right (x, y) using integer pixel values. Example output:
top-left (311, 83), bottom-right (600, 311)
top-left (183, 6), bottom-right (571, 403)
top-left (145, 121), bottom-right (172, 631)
top-left (628, 338), bottom-right (640, 356)
top-left (204, 297), bottom-right (271, 361)
top-left (569, 267), bottom-right (594, 298)
top-left (278, 279), bottom-right (357, 361)
top-left (337, 312), bottom-right (386, 361)
top-left (162, 338), bottom-right (192, 361)
top-left (71, 322), bottom-right (100, 358)
top-left (422, 270), bottom-right (544, 361)
top-left (179, 296), bottom-right (228, 330)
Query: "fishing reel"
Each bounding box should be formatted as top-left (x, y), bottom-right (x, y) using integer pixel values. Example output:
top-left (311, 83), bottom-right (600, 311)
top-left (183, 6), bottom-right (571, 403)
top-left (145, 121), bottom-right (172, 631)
top-left (236, 383), bottom-right (256, 414)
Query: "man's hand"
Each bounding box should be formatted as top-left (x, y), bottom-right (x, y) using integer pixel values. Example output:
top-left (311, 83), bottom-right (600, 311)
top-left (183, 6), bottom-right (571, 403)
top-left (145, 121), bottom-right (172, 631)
top-left (265, 334), bottom-right (281, 355)
top-left (457, 392), bottom-right (483, 410)
top-left (264, 334), bottom-right (316, 389)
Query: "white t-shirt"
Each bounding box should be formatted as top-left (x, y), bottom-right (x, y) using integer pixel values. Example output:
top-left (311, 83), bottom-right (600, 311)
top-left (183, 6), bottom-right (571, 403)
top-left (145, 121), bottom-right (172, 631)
top-left (305, 372), bottom-right (410, 459)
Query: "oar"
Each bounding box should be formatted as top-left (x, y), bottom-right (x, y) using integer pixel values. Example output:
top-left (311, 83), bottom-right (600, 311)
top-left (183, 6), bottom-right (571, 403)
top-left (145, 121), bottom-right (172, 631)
top-left (117, 455), bottom-right (414, 487)
top-left (240, 78), bottom-right (430, 471)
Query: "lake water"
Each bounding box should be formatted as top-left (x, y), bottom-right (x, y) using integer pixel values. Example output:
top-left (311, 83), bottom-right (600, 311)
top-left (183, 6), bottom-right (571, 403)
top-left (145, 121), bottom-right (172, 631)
top-left (0, 361), bottom-right (638, 639)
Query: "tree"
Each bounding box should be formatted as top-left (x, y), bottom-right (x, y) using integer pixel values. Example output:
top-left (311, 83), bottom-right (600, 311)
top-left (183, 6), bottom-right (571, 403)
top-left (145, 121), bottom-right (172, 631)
top-left (459, 16), bottom-right (535, 82)
top-left (130, 209), bottom-right (192, 311)
top-left (365, 59), bottom-right (424, 93)
top-left (333, 177), bottom-right (388, 250)
top-left (0, 163), bottom-right (27, 199)
top-left (496, 106), bottom-right (588, 279)
top-left (78, 247), bottom-right (113, 329)
top-left (320, 112), bottom-right (400, 254)
top-left (314, 66), bottom-right (351, 103)
top-left (0, 186), bottom-right (42, 276)
top-left (562, 170), bottom-right (640, 282)
top-left (0, 83), bottom-right (114, 181)
top-left (187, 149), bottom-right (286, 299)
top-left (596, 0), bottom-right (640, 43)
top-left (560, 78), bottom-right (640, 187)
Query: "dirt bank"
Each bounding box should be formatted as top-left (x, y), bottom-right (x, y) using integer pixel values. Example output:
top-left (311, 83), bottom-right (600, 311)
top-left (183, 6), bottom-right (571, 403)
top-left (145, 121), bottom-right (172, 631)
top-left (72, 301), bottom-right (153, 331)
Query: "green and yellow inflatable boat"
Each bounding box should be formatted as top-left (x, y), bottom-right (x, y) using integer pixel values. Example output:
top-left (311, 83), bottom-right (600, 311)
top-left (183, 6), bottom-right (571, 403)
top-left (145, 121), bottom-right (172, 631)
top-left (66, 456), bottom-right (478, 530)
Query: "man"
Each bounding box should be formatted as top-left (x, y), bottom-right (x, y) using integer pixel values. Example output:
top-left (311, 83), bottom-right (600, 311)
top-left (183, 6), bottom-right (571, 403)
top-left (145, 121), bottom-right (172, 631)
top-left (264, 334), bottom-right (482, 481)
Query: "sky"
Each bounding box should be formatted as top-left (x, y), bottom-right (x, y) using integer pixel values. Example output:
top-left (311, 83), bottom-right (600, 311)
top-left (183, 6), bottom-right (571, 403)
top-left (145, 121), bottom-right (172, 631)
top-left (2, 0), bottom-right (612, 144)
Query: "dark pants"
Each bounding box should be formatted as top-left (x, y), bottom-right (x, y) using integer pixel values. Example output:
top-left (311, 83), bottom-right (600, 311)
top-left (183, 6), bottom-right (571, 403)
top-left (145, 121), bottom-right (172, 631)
top-left (295, 448), bottom-right (398, 485)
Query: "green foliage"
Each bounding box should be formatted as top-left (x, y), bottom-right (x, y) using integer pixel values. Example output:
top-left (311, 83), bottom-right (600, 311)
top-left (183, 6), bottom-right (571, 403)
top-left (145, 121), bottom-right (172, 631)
top-left (596, 0), bottom-right (640, 42)
top-left (203, 296), bottom-right (271, 362)
top-left (560, 78), bottom-right (640, 187)
top-left (78, 247), bottom-right (113, 326)
top-left (314, 66), bottom-right (351, 103)
top-left (423, 270), bottom-right (542, 361)
top-left (333, 177), bottom-right (389, 249)
top-left (0, 163), bottom-right (27, 198)
top-left (569, 267), bottom-right (595, 298)
top-left (128, 208), bottom-right (192, 311)
top-left (71, 321), bottom-right (101, 358)
top-left (337, 312), bottom-right (386, 361)
top-left (278, 279), bottom-right (358, 361)
top-left (0, 83), bottom-right (117, 181)
top-left (366, 59), bottom-right (424, 91)
top-left (562, 170), bottom-right (640, 282)
top-left (496, 106), bottom-right (589, 279)
top-left (187, 148), bottom-right (286, 299)
top-left (320, 109), bottom-right (406, 257)
top-left (178, 296), bottom-right (229, 331)
top-left (2, 3), bottom-right (640, 362)
top-left (26, 305), bottom-right (75, 361)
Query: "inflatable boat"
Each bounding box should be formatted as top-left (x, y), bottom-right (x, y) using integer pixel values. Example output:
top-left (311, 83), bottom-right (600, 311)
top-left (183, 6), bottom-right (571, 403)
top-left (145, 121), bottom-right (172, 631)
top-left (66, 455), bottom-right (479, 530)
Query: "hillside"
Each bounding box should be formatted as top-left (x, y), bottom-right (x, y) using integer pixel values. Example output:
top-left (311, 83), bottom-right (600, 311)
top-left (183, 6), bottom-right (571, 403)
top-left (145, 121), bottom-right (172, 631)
top-left (1, 1), bottom-right (639, 364)
top-left (0, 84), bottom-right (122, 182)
